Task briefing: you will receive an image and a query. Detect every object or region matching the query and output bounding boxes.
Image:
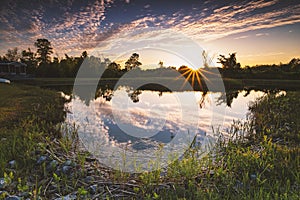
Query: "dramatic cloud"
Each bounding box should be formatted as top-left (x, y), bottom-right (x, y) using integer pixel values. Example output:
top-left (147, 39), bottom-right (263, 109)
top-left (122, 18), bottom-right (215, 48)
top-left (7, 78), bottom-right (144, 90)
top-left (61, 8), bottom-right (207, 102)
top-left (0, 0), bottom-right (299, 59)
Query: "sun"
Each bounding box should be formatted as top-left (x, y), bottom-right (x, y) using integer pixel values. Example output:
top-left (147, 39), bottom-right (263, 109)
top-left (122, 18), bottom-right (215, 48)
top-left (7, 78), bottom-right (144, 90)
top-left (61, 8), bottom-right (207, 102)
top-left (176, 66), bottom-right (213, 90)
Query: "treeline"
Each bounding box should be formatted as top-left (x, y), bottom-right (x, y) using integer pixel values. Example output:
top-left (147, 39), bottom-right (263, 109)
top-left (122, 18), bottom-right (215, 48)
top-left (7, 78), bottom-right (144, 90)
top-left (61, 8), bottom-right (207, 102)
top-left (216, 53), bottom-right (300, 79)
top-left (1, 39), bottom-right (300, 79)
top-left (0, 39), bottom-right (89, 77)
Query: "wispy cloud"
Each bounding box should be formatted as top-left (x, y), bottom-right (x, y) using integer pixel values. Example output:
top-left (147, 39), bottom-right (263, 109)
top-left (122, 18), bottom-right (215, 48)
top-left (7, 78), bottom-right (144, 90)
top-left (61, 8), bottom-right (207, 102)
top-left (170, 0), bottom-right (300, 41)
top-left (239, 52), bottom-right (285, 58)
top-left (234, 35), bottom-right (249, 40)
top-left (0, 0), bottom-right (299, 57)
top-left (0, 0), bottom-right (113, 55)
top-left (255, 33), bottom-right (270, 36)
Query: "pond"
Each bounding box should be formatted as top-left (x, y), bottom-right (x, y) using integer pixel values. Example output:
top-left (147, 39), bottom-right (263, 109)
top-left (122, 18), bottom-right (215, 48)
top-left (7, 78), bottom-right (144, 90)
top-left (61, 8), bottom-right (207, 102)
top-left (64, 86), bottom-right (265, 172)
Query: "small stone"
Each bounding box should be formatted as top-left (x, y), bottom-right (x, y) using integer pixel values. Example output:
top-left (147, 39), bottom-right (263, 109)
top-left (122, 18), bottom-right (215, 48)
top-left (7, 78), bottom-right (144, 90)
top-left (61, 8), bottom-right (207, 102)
top-left (62, 166), bottom-right (72, 174)
top-left (8, 160), bottom-right (16, 169)
top-left (64, 160), bottom-right (72, 166)
top-left (234, 180), bottom-right (244, 190)
top-left (250, 174), bottom-right (257, 180)
top-left (0, 178), bottom-right (5, 189)
top-left (19, 192), bottom-right (31, 198)
top-left (47, 160), bottom-right (58, 171)
top-left (54, 194), bottom-right (77, 200)
top-left (128, 180), bottom-right (137, 184)
top-left (5, 195), bottom-right (21, 200)
top-left (37, 156), bottom-right (47, 165)
top-left (85, 157), bottom-right (96, 162)
top-left (89, 184), bottom-right (97, 194)
top-left (83, 176), bottom-right (94, 183)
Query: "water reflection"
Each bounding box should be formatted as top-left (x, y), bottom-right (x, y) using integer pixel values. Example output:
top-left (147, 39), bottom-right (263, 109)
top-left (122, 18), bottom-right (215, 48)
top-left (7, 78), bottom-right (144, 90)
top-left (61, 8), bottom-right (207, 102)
top-left (67, 86), bottom-right (265, 146)
top-left (66, 86), bottom-right (267, 171)
top-left (89, 86), bottom-right (255, 108)
top-left (216, 90), bottom-right (240, 107)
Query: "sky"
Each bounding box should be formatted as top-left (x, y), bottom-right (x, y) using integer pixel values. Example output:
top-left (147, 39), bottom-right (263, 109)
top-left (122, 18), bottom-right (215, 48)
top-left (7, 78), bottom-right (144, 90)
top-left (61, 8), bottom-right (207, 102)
top-left (0, 0), bottom-right (299, 67)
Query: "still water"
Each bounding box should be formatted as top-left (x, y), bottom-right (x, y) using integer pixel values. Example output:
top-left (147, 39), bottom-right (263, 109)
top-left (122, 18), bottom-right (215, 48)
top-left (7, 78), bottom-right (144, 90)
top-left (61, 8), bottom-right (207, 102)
top-left (65, 87), bottom-right (265, 172)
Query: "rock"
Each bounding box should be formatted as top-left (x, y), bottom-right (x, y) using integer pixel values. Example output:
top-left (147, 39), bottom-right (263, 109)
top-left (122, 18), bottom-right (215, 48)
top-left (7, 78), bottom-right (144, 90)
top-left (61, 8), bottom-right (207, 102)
top-left (47, 160), bottom-right (58, 171)
top-left (64, 160), bottom-right (72, 166)
top-left (128, 180), bottom-right (137, 184)
top-left (250, 174), bottom-right (257, 180)
top-left (83, 176), bottom-right (94, 183)
top-left (36, 156), bottom-right (47, 165)
top-left (54, 194), bottom-right (77, 200)
top-left (89, 184), bottom-right (97, 194)
top-left (234, 180), bottom-right (244, 191)
top-left (85, 157), bottom-right (96, 162)
top-left (5, 196), bottom-right (21, 200)
top-left (0, 178), bottom-right (5, 189)
top-left (19, 192), bottom-right (31, 198)
top-left (8, 160), bottom-right (16, 169)
top-left (62, 165), bottom-right (72, 174)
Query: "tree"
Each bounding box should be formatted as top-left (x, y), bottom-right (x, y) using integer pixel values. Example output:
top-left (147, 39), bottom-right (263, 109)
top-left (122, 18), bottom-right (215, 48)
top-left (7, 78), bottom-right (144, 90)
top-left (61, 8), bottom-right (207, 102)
top-left (107, 62), bottom-right (121, 71)
top-left (5, 47), bottom-right (20, 61)
top-left (125, 53), bottom-right (142, 71)
top-left (158, 60), bottom-right (164, 68)
top-left (20, 48), bottom-right (37, 74)
top-left (34, 39), bottom-right (53, 64)
top-left (178, 65), bottom-right (189, 73)
top-left (218, 53), bottom-right (241, 69)
top-left (289, 58), bottom-right (300, 71)
top-left (81, 51), bottom-right (88, 59)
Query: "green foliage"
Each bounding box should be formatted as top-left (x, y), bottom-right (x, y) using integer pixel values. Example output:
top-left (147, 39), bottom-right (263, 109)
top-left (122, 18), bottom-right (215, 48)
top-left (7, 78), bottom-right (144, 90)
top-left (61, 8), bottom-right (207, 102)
top-left (249, 91), bottom-right (300, 144)
top-left (77, 186), bottom-right (88, 196)
top-left (3, 172), bottom-right (14, 185)
top-left (0, 84), bottom-right (66, 174)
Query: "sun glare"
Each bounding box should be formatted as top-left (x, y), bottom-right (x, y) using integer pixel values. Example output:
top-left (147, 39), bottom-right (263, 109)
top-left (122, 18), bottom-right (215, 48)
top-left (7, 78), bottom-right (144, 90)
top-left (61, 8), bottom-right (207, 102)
top-left (176, 66), bottom-right (217, 90)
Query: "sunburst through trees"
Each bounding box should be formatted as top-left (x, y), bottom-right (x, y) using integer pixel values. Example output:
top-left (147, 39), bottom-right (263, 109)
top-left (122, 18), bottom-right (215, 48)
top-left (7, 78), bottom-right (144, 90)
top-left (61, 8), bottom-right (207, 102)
top-left (177, 65), bottom-right (213, 91)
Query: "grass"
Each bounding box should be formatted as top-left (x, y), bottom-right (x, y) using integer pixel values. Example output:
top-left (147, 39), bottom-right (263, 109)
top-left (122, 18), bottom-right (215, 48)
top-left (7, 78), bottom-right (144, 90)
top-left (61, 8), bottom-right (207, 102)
top-left (0, 83), bottom-right (65, 127)
top-left (0, 83), bottom-right (66, 177)
top-left (248, 91), bottom-right (300, 144)
top-left (13, 77), bottom-right (300, 92)
top-left (150, 136), bottom-right (299, 199)
top-left (0, 83), bottom-right (299, 199)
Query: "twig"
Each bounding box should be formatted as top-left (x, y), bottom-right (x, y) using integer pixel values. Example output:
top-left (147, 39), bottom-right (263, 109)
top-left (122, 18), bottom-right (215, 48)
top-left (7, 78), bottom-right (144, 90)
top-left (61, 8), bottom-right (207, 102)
top-left (45, 149), bottom-right (64, 162)
top-left (120, 189), bottom-right (137, 196)
top-left (105, 185), bottom-right (112, 196)
top-left (43, 177), bottom-right (53, 196)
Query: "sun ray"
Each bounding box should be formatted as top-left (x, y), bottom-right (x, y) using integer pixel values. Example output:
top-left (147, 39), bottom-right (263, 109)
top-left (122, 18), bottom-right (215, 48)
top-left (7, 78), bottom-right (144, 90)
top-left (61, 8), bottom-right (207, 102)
top-left (191, 71), bottom-right (196, 88)
top-left (175, 65), bottom-right (221, 91)
top-left (194, 70), bottom-right (203, 91)
top-left (180, 70), bottom-right (194, 89)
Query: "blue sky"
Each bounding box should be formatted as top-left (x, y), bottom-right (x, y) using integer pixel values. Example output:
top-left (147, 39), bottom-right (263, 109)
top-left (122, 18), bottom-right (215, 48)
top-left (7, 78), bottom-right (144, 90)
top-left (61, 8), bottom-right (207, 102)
top-left (0, 0), bottom-right (299, 67)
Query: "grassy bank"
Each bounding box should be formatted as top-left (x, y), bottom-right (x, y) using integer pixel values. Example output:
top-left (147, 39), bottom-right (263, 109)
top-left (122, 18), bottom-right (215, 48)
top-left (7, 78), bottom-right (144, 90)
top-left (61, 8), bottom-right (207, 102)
top-left (0, 83), bottom-right (299, 199)
top-left (13, 77), bottom-right (300, 92)
top-left (0, 83), bottom-right (66, 174)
